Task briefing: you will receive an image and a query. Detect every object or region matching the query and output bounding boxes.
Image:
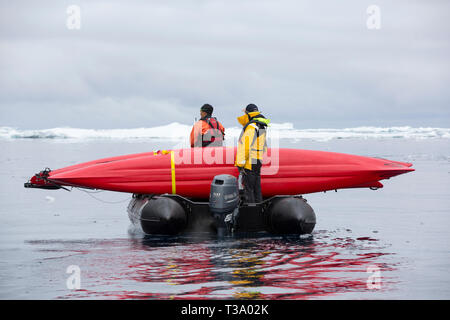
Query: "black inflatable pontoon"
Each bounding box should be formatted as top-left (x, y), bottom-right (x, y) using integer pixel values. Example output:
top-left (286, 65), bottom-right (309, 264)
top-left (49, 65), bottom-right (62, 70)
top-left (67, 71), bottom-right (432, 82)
top-left (127, 174), bottom-right (316, 236)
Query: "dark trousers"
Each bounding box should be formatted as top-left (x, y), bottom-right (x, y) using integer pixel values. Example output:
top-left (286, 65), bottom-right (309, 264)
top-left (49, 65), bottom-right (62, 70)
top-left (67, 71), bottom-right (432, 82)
top-left (242, 160), bottom-right (262, 204)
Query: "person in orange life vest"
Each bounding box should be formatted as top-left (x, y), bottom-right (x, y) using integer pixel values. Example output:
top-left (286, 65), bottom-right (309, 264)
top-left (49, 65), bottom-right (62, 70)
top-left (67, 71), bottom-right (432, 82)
top-left (190, 104), bottom-right (225, 148)
top-left (235, 104), bottom-right (270, 204)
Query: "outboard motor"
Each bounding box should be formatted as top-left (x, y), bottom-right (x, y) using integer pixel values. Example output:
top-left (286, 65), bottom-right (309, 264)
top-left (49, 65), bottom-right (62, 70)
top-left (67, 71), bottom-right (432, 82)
top-left (209, 174), bottom-right (240, 236)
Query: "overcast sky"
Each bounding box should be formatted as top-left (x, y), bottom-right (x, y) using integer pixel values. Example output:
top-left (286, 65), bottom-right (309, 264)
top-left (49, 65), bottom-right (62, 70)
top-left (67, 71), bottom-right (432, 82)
top-left (0, 0), bottom-right (449, 129)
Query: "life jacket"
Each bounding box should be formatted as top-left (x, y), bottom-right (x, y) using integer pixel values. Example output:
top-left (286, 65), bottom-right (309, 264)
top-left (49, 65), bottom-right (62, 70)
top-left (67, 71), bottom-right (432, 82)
top-left (201, 116), bottom-right (225, 147)
top-left (236, 113), bottom-right (270, 169)
top-left (238, 113), bottom-right (269, 152)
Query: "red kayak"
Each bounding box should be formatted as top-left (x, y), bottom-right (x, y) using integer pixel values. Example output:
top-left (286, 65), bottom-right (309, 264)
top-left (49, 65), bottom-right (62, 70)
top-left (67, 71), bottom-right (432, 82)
top-left (24, 147), bottom-right (414, 198)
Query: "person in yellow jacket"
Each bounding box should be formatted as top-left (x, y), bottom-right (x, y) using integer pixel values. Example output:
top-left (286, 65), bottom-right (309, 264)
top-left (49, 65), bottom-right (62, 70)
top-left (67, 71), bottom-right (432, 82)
top-left (235, 104), bottom-right (270, 203)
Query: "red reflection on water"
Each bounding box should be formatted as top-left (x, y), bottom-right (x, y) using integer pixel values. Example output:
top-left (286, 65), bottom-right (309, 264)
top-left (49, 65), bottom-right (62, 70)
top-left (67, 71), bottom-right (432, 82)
top-left (58, 234), bottom-right (395, 300)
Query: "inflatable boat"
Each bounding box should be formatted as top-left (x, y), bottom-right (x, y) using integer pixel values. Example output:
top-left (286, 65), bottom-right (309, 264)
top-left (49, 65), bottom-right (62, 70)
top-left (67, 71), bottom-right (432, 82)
top-left (24, 147), bottom-right (414, 235)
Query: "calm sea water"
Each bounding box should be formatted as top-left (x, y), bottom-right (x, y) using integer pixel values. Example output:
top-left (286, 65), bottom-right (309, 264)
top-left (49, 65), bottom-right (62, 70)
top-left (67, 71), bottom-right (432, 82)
top-left (0, 138), bottom-right (449, 299)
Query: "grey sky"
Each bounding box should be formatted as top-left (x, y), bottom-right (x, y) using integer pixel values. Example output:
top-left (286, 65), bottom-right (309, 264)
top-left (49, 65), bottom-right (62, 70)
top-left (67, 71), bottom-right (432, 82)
top-left (1, 0), bottom-right (449, 129)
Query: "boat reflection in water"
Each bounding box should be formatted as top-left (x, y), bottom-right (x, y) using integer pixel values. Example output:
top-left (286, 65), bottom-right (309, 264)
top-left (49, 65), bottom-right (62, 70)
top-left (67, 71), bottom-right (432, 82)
top-left (50, 229), bottom-right (395, 299)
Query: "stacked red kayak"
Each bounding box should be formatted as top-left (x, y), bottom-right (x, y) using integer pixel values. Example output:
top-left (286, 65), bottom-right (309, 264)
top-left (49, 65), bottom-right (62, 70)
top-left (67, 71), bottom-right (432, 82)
top-left (26, 147), bottom-right (414, 198)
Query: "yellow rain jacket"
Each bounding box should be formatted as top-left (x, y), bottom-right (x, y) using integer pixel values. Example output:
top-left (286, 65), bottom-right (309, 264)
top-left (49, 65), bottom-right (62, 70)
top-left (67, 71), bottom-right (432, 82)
top-left (235, 111), bottom-right (270, 170)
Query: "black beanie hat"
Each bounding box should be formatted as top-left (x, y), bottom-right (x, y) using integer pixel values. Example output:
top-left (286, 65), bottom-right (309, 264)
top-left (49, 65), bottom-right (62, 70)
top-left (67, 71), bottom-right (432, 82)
top-left (200, 104), bottom-right (213, 115)
top-left (245, 104), bottom-right (258, 113)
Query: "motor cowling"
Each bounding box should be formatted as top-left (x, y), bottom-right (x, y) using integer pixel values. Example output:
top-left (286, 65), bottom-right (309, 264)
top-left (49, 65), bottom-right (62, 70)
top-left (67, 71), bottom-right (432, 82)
top-left (209, 174), bottom-right (240, 234)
